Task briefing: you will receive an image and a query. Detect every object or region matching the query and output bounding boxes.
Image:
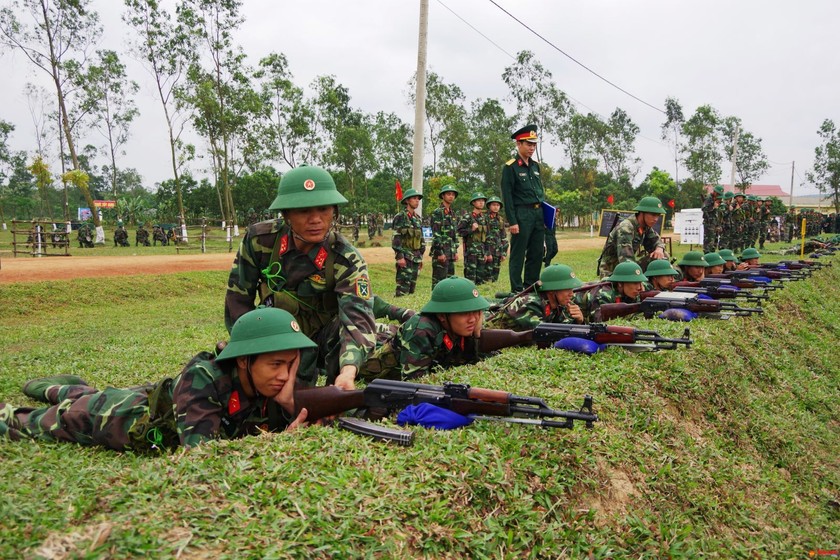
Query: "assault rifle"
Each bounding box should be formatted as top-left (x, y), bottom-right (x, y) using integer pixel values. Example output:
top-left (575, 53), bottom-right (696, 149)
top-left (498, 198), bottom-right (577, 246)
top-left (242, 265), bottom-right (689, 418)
top-left (697, 277), bottom-right (783, 291)
top-left (672, 281), bottom-right (769, 304)
top-left (707, 268), bottom-right (802, 282)
top-left (294, 379), bottom-right (598, 430)
top-left (533, 322), bottom-right (692, 352)
top-left (779, 259), bottom-right (831, 270)
top-left (599, 292), bottom-right (764, 321)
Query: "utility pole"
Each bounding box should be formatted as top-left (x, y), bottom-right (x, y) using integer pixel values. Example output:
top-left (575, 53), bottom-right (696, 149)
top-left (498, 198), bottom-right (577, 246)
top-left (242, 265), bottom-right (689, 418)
top-left (789, 161), bottom-right (795, 207)
top-left (411, 0), bottom-right (429, 214)
top-left (728, 124), bottom-right (740, 192)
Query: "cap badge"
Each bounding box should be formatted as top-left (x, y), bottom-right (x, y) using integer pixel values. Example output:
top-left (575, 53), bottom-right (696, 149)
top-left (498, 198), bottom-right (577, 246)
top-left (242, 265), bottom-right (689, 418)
top-left (304, 179), bottom-right (315, 191)
top-left (290, 320), bottom-right (300, 332)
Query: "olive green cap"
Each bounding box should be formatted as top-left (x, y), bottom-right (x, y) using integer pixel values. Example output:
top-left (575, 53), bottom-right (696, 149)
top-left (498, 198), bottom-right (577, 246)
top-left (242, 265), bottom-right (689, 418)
top-left (400, 188), bottom-right (423, 203)
top-left (633, 196), bottom-right (666, 214)
top-left (734, 192), bottom-right (746, 198)
top-left (269, 165), bottom-right (348, 210)
top-left (469, 192), bottom-right (488, 204)
top-left (216, 307), bottom-right (317, 361)
top-left (421, 277), bottom-right (490, 314)
top-left (487, 196), bottom-right (503, 206)
top-left (644, 259), bottom-right (679, 277)
top-left (740, 247), bottom-right (761, 259)
top-left (747, 195), bottom-right (758, 201)
top-left (439, 184), bottom-right (459, 198)
top-left (607, 261), bottom-right (648, 282)
top-left (723, 191), bottom-right (735, 200)
top-left (718, 249), bottom-right (737, 262)
top-left (713, 185), bottom-right (724, 194)
top-left (678, 251), bottom-right (708, 267)
top-left (703, 252), bottom-right (726, 267)
top-left (538, 264), bottom-right (583, 291)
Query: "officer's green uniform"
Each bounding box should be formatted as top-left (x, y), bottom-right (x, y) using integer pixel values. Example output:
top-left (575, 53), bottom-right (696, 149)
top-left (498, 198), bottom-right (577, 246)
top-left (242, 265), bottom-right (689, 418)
top-left (485, 196), bottom-right (509, 283)
top-left (597, 197), bottom-right (667, 278)
top-left (430, 185), bottom-right (460, 289)
top-left (0, 309), bottom-right (315, 451)
top-left (457, 193), bottom-right (491, 285)
top-left (224, 166), bottom-right (376, 386)
top-left (487, 264), bottom-right (584, 331)
top-left (392, 188), bottom-right (426, 297)
top-left (502, 124), bottom-right (545, 292)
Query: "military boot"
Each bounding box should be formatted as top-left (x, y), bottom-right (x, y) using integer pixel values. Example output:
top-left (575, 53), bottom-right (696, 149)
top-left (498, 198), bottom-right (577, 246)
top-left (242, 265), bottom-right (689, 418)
top-left (23, 375), bottom-right (88, 403)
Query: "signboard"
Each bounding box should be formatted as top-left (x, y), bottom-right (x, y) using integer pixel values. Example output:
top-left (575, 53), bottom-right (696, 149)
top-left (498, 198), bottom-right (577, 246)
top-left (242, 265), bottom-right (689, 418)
top-left (598, 210), bottom-right (663, 237)
top-left (675, 209), bottom-right (703, 245)
top-left (93, 200), bottom-right (117, 208)
top-left (78, 207), bottom-right (92, 221)
top-left (422, 226), bottom-right (433, 240)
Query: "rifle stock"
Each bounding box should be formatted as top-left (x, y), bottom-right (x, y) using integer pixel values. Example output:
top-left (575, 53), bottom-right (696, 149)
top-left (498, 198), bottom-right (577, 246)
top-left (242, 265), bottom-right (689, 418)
top-left (533, 322), bottom-right (692, 351)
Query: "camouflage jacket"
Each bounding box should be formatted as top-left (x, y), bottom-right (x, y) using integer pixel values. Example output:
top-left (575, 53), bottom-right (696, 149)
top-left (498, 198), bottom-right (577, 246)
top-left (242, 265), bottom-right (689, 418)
top-left (576, 284), bottom-right (642, 323)
top-left (430, 205), bottom-right (459, 259)
top-left (486, 211), bottom-right (509, 257)
top-left (598, 216), bottom-right (665, 276)
top-left (457, 211), bottom-right (490, 251)
top-left (392, 209), bottom-right (426, 263)
top-left (361, 314), bottom-right (484, 381)
top-left (486, 292), bottom-right (576, 331)
top-left (225, 220), bottom-right (375, 371)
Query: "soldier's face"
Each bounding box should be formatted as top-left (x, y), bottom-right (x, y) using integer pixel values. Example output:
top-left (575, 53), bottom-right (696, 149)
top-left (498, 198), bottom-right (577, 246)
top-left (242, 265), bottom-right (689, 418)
top-left (439, 310), bottom-right (482, 338)
top-left (441, 192), bottom-right (456, 205)
top-left (707, 264), bottom-right (724, 275)
top-left (237, 349), bottom-right (299, 398)
top-left (405, 196), bottom-right (421, 210)
top-left (548, 289), bottom-right (574, 307)
top-left (684, 266), bottom-right (705, 281)
top-left (472, 200), bottom-right (486, 210)
top-left (488, 202), bottom-right (501, 213)
top-left (640, 212), bottom-right (660, 229)
top-left (619, 282), bottom-right (644, 299)
top-left (653, 275), bottom-right (675, 291)
top-left (517, 140), bottom-right (537, 160)
top-left (284, 206), bottom-right (335, 244)
top-left (743, 258), bottom-right (759, 265)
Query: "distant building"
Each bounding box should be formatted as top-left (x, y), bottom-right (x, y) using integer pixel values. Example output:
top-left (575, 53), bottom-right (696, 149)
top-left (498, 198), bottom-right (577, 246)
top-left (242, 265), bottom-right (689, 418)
top-left (703, 184), bottom-right (789, 198)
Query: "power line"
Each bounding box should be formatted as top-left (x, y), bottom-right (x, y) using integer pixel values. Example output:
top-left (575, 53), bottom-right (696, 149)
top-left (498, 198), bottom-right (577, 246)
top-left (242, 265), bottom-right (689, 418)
top-left (486, 0), bottom-right (665, 115)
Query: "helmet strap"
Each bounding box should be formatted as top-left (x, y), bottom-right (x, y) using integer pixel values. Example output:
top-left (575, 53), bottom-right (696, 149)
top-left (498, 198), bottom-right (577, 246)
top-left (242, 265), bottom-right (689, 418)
top-left (244, 355), bottom-right (262, 398)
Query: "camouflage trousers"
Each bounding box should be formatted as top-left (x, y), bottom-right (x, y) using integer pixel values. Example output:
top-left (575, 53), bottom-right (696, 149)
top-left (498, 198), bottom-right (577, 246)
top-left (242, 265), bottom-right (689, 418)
top-left (463, 245), bottom-right (490, 285)
top-left (489, 256), bottom-right (503, 283)
top-left (0, 383), bottom-right (151, 451)
top-left (395, 261), bottom-right (421, 296)
top-left (431, 257), bottom-right (456, 289)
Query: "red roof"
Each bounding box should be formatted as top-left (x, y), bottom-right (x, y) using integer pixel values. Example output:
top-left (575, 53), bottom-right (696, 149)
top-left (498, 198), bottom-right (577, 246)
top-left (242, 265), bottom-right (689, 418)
top-left (704, 184), bottom-right (789, 197)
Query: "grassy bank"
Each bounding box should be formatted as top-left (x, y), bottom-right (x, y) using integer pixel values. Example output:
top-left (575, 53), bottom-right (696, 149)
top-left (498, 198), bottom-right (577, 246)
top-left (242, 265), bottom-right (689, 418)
top-left (0, 259), bottom-right (838, 558)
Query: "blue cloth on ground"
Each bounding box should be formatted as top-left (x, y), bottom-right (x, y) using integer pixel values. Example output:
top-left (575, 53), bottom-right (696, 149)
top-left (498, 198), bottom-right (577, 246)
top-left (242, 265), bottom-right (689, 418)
top-left (658, 308), bottom-right (697, 322)
top-left (553, 337), bottom-right (605, 354)
top-left (696, 293), bottom-right (714, 300)
top-left (397, 403), bottom-right (473, 430)
top-left (751, 276), bottom-right (771, 283)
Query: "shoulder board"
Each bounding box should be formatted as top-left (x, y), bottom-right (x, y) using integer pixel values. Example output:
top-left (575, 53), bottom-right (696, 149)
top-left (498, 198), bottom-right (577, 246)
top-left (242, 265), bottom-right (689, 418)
top-left (505, 159), bottom-right (516, 166)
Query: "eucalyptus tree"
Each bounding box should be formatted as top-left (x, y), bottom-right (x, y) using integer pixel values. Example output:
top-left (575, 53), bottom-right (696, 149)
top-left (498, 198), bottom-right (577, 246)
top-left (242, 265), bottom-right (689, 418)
top-left (680, 104), bottom-right (723, 187)
top-left (370, 111), bottom-right (413, 183)
top-left (408, 71), bottom-right (467, 176)
top-left (0, 120), bottom-right (16, 224)
top-left (806, 119), bottom-right (840, 213)
top-left (466, 98), bottom-right (513, 193)
top-left (589, 108), bottom-right (641, 184)
top-left (719, 116), bottom-right (769, 192)
top-left (660, 97), bottom-right (684, 186)
top-left (123, 0), bottom-right (196, 227)
top-left (0, 0), bottom-right (103, 227)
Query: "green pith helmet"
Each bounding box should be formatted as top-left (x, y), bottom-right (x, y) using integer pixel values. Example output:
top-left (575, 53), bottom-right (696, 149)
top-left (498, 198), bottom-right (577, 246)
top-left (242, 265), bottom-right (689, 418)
top-left (644, 259), bottom-right (679, 277)
top-left (713, 185), bottom-right (724, 195)
top-left (487, 196), bottom-right (503, 207)
top-left (723, 191), bottom-right (735, 200)
top-left (400, 188), bottom-right (423, 203)
top-left (718, 249), bottom-right (737, 262)
top-left (269, 165), bottom-right (348, 211)
top-left (734, 192), bottom-right (745, 199)
top-left (469, 192), bottom-right (488, 204)
top-left (216, 307), bottom-right (317, 361)
top-left (117, 220), bottom-right (124, 227)
top-left (678, 251), bottom-right (708, 267)
top-left (633, 196), bottom-right (666, 214)
top-left (789, 205), bottom-right (796, 210)
top-left (538, 264), bottom-right (583, 291)
top-left (747, 195), bottom-right (757, 202)
top-left (439, 184), bottom-right (459, 198)
top-left (607, 261), bottom-right (648, 282)
top-left (740, 247), bottom-right (761, 260)
top-left (703, 252), bottom-right (726, 267)
top-left (421, 277), bottom-right (490, 314)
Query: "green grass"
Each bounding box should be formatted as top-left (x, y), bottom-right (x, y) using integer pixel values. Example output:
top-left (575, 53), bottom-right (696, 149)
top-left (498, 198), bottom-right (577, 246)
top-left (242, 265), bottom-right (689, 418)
top-left (0, 245), bottom-right (838, 558)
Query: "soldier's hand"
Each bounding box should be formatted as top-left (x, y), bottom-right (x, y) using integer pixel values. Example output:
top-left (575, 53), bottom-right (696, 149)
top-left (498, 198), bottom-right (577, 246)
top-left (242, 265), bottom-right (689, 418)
top-left (437, 254), bottom-right (447, 263)
top-left (418, 262), bottom-right (423, 270)
top-left (287, 408), bottom-right (309, 432)
top-left (334, 366), bottom-right (357, 391)
top-left (567, 302), bottom-right (584, 324)
top-left (510, 224), bottom-right (520, 235)
top-left (649, 247), bottom-right (666, 260)
top-left (273, 352), bottom-right (301, 414)
top-left (484, 255), bottom-right (493, 263)
top-left (396, 258), bottom-right (407, 268)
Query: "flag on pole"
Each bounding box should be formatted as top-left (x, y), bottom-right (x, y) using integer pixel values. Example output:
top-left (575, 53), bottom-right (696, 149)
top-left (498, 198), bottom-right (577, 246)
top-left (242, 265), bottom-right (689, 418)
top-left (395, 180), bottom-right (403, 202)
top-left (606, 194), bottom-right (614, 205)
top-left (668, 199), bottom-right (675, 208)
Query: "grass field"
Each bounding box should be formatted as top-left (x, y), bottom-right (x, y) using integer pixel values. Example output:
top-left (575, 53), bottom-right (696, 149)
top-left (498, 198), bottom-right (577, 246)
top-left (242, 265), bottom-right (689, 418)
top-left (0, 234), bottom-right (838, 558)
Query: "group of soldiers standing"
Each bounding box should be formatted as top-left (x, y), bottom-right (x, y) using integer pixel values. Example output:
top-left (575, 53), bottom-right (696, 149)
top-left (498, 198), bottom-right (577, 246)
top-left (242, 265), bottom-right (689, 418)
top-left (701, 186), bottom-right (774, 253)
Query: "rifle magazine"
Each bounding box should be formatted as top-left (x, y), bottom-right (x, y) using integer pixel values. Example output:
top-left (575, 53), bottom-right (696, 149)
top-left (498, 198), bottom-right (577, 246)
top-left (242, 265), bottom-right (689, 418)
top-left (336, 417), bottom-right (415, 446)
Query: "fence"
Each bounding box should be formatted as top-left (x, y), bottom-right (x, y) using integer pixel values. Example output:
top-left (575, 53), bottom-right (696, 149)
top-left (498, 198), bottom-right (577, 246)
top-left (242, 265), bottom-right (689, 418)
top-left (10, 220), bottom-right (71, 258)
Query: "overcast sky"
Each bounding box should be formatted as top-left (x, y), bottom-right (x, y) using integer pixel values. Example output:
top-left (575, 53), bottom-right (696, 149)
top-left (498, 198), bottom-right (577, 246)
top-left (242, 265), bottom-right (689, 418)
top-left (2, 0), bottom-right (838, 198)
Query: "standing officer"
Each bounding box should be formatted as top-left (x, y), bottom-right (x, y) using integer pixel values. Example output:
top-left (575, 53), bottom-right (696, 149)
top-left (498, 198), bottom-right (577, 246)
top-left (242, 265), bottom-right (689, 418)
top-left (392, 188), bottom-right (426, 297)
top-left (501, 124), bottom-right (545, 293)
top-left (224, 165), bottom-right (376, 391)
top-left (430, 184), bottom-right (460, 289)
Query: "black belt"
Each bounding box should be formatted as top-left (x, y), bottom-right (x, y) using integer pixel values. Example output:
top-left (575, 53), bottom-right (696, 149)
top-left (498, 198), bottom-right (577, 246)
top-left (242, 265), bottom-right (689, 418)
top-left (517, 203), bottom-right (540, 209)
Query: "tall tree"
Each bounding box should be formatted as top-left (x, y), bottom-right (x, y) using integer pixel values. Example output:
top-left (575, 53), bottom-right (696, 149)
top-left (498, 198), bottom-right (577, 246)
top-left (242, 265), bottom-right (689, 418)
top-left (590, 108), bottom-right (641, 183)
top-left (407, 71), bottom-right (466, 176)
top-left (720, 116), bottom-right (769, 192)
top-left (123, 0), bottom-right (195, 227)
top-left (806, 119), bottom-right (840, 213)
top-left (660, 97), bottom-right (684, 186)
top-left (0, 120), bottom-right (16, 225)
top-left (466, 98), bottom-right (514, 194)
top-left (681, 104), bottom-right (723, 187)
top-left (0, 0), bottom-right (103, 227)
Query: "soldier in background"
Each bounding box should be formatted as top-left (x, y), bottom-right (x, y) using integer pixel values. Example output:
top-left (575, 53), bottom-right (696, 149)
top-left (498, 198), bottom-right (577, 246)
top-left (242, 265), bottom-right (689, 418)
top-left (152, 225), bottom-right (168, 246)
top-left (114, 221), bottom-right (130, 247)
top-left (352, 212), bottom-right (361, 243)
top-left (703, 185), bottom-right (724, 252)
top-left (758, 198), bottom-right (772, 250)
top-left (597, 197), bottom-right (667, 278)
top-left (429, 184), bottom-right (460, 289)
top-left (77, 222), bottom-right (94, 248)
top-left (458, 192), bottom-right (491, 286)
top-left (730, 193), bottom-right (747, 252)
top-left (578, 261), bottom-right (648, 323)
top-left (136, 223), bottom-right (150, 246)
top-left (367, 213), bottom-right (376, 239)
top-left (391, 188), bottom-right (426, 297)
top-left (785, 205), bottom-right (797, 242)
top-left (485, 196), bottom-right (509, 283)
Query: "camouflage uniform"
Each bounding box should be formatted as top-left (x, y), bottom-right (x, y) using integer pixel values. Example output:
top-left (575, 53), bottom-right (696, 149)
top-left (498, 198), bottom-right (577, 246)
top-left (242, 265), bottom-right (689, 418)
top-left (77, 223), bottom-right (94, 248)
top-left (730, 199), bottom-right (746, 252)
top-left (0, 353), bottom-right (294, 452)
top-left (485, 292), bottom-right (576, 332)
top-left (136, 226), bottom-right (150, 247)
top-left (430, 206), bottom-right (459, 289)
top-left (359, 314), bottom-right (486, 382)
top-left (486, 209), bottom-right (509, 283)
top-left (597, 216), bottom-right (665, 278)
top-left (114, 226), bottom-right (129, 247)
top-left (758, 203), bottom-right (771, 249)
top-left (224, 221), bottom-right (375, 385)
top-left (701, 193), bottom-right (717, 252)
top-left (458, 208), bottom-right (490, 285)
top-left (576, 284), bottom-right (642, 324)
top-left (392, 207), bottom-right (426, 297)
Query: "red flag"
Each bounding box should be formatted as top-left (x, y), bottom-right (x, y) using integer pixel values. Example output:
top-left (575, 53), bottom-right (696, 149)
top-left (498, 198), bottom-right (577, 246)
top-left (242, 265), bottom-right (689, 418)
top-left (395, 180), bottom-right (403, 202)
top-left (606, 194), bottom-right (614, 205)
top-left (668, 199), bottom-right (675, 208)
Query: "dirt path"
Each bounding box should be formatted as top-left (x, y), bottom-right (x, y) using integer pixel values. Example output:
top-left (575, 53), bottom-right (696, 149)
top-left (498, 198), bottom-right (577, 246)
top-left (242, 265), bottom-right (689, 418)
top-left (0, 235), bottom-right (610, 284)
